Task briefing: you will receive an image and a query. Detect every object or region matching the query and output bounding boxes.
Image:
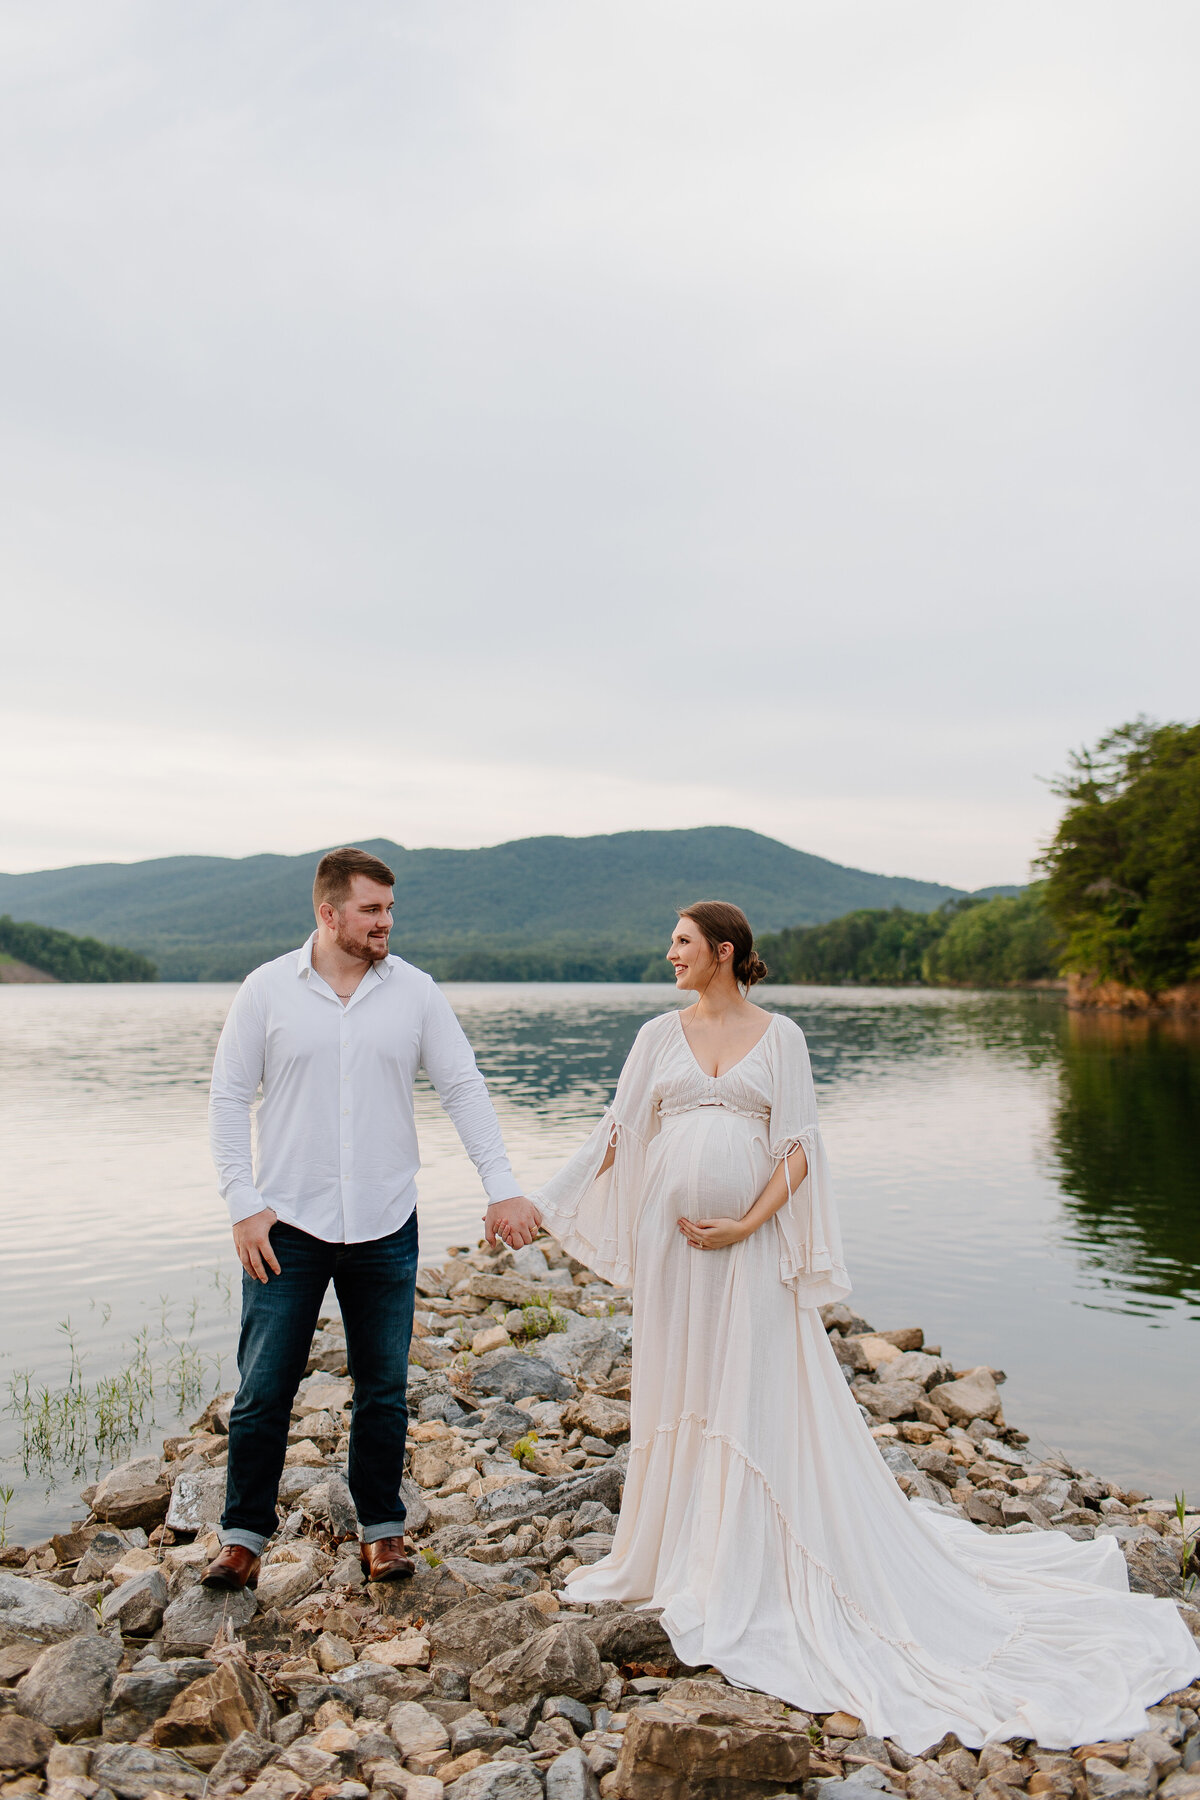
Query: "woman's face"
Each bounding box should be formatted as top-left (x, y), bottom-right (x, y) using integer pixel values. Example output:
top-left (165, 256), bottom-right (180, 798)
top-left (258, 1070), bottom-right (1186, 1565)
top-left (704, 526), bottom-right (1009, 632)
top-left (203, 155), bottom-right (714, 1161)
top-left (668, 916), bottom-right (731, 990)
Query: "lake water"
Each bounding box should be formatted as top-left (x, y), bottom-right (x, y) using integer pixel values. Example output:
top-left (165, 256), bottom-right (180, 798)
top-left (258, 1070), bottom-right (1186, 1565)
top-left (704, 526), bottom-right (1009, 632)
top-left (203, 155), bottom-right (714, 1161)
top-left (2, 981), bottom-right (1198, 1544)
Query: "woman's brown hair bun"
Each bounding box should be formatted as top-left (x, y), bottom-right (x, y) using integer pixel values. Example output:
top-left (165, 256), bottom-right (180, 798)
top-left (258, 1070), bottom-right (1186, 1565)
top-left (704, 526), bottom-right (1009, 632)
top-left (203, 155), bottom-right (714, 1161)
top-left (678, 900), bottom-right (770, 989)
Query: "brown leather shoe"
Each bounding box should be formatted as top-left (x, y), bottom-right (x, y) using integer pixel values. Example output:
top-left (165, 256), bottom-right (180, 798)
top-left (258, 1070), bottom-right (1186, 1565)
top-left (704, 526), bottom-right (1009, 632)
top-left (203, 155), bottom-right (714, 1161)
top-left (201, 1544), bottom-right (261, 1590)
top-left (360, 1536), bottom-right (415, 1582)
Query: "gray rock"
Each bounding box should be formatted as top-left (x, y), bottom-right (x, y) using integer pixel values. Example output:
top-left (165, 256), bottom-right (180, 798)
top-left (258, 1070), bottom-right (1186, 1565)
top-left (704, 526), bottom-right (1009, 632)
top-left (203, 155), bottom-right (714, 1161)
top-left (332, 1659), bottom-right (412, 1707)
top-left (407, 1369), bottom-right (452, 1411)
top-left (507, 1246), bottom-right (551, 1280)
top-left (1083, 1754), bottom-right (1156, 1800)
top-left (442, 1558), bottom-right (541, 1596)
top-left (473, 1353), bottom-right (574, 1403)
top-left (471, 1620), bottom-right (603, 1710)
top-left (0, 1570), bottom-right (97, 1648)
top-left (538, 1317), bottom-right (627, 1385)
top-left (276, 1467), bottom-right (328, 1506)
top-left (565, 1533), bottom-right (612, 1566)
top-left (16, 1633), bottom-right (122, 1739)
top-left (857, 1380), bottom-right (926, 1423)
top-left (101, 1568), bottom-right (167, 1636)
top-left (272, 1712), bottom-right (307, 1747)
top-left (813, 1771), bottom-right (898, 1799)
top-left (302, 1471), bottom-right (359, 1538)
top-left (103, 1658), bottom-right (217, 1742)
top-left (977, 1437), bottom-right (1030, 1467)
top-left (545, 1746), bottom-right (601, 1800)
top-left (387, 1699), bottom-right (450, 1759)
top-left (73, 1530), bottom-right (130, 1584)
top-left (91, 1456), bottom-right (171, 1531)
top-left (478, 1401), bottom-right (538, 1449)
top-left (402, 1477), bottom-right (430, 1535)
top-left (585, 1608), bottom-right (682, 1673)
top-left (537, 1457), bottom-right (626, 1521)
top-left (445, 1761), bottom-right (545, 1799)
top-left (211, 1730), bottom-right (278, 1783)
top-left (568, 1502), bottom-right (612, 1534)
top-left (165, 1467), bottom-right (228, 1534)
top-left (450, 1708), bottom-right (517, 1755)
top-left (474, 1482), bottom-right (548, 1525)
top-left (928, 1368), bottom-right (1002, 1427)
top-left (161, 1581), bottom-right (257, 1655)
top-left (543, 1696), bottom-right (593, 1733)
top-left (430, 1597), bottom-right (551, 1671)
top-left (498, 1696), bottom-right (544, 1736)
top-left (91, 1741), bottom-right (208, 1799)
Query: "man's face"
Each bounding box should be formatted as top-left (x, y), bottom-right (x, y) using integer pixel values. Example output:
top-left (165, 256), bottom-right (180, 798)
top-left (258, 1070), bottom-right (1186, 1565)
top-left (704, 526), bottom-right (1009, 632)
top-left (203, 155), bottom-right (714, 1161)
top-left (328, 876), bottom-right (394, 962)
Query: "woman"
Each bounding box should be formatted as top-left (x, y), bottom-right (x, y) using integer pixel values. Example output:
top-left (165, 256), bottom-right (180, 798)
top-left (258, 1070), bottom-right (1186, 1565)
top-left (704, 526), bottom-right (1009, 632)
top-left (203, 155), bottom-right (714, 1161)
top-left (531, 900), bottom-right (1198, 1754)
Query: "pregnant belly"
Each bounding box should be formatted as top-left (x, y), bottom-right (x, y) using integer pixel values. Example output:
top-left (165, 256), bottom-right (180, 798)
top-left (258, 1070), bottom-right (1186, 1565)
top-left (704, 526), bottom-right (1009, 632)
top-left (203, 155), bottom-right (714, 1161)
top-left (648, 1105), bottom-right (773, 1220)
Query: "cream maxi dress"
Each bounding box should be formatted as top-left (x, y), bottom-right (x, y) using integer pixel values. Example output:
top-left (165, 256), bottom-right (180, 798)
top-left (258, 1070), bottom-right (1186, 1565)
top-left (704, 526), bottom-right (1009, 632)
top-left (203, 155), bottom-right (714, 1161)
top-left (533, 1007), bottom-right (1199, 1754)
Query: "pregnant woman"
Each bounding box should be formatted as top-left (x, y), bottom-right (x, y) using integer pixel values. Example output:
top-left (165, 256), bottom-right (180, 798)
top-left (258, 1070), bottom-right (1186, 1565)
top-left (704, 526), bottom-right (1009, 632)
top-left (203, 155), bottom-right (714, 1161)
top-left (525, 900), bottom-right (1198, 1753)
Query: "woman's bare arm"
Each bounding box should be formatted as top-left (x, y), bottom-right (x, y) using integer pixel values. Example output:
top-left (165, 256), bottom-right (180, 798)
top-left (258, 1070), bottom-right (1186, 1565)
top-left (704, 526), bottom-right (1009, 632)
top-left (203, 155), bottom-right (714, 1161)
top-left (678, 1142), bottom-right (808, 1251)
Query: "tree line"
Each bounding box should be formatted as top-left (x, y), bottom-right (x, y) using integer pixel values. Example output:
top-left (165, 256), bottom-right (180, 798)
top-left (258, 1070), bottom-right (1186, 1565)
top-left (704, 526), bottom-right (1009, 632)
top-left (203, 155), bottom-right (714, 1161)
top-left (756, 889), bottom-right (1061, 989)
top-left (756, 716), bottom-right (1199, 995)
top-left (0, 916), bottom-right (157, 983)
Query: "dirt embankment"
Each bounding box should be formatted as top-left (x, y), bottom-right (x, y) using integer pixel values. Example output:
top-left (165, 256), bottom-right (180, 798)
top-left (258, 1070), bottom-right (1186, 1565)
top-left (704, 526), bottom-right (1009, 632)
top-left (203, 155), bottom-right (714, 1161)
top-left (0, 958), bottom-right (57, 984)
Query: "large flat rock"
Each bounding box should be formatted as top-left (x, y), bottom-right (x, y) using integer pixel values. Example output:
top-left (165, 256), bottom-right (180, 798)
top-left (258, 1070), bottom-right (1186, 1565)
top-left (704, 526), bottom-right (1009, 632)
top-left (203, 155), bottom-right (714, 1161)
top-left (161, 1582), bottom-right (257, 1655)
top-left (16, 1632), bottom-right (122, 1738)
top-left (0, 1571), bottom-right (97, 1648)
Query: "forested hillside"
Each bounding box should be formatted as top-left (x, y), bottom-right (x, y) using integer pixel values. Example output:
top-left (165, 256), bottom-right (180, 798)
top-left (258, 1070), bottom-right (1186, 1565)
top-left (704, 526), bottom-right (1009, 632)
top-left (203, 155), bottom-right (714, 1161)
top-left (0, 828), bottom-right (962, 980)
top-left (0, 916), bottom-right (157, 982)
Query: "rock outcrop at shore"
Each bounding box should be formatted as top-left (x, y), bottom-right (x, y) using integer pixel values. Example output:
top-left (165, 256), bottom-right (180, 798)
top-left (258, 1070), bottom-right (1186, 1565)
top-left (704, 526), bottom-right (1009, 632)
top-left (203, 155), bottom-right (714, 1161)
top-left (2, 1235), bottom-right (1198, 1800)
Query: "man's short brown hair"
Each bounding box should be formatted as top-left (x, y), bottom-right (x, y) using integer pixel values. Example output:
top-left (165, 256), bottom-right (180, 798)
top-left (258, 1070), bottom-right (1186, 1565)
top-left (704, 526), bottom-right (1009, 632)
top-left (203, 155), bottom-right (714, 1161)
top-left (313, 846), bottom-right (396, 914)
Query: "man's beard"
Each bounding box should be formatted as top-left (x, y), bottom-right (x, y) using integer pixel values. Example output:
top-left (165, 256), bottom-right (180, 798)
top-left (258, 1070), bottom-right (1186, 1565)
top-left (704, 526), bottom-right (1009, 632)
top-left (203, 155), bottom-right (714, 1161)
top-left (334, 924), bottom-right (390, 963)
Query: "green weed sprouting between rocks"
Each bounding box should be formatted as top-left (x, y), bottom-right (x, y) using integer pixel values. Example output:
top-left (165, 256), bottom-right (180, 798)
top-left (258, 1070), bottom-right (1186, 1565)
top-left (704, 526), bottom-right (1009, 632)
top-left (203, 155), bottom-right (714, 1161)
top-left (517, 1300), bottom-right (568, 1341)
top-left (0, 1485), bottom-right (14, 1546)
top-left (511, 1431), bottom-right (539, 1469)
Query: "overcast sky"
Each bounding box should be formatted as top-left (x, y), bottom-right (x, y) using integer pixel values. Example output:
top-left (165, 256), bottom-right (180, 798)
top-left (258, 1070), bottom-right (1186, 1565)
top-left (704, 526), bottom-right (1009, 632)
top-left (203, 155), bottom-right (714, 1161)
top-left (3, 2), bottom-right (1197, 890)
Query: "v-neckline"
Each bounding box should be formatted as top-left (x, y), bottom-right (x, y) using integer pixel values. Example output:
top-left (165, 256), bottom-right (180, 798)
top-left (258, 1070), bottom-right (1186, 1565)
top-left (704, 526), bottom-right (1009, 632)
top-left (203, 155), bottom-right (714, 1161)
top-left (675, 1006), bottom-right (776, 1080)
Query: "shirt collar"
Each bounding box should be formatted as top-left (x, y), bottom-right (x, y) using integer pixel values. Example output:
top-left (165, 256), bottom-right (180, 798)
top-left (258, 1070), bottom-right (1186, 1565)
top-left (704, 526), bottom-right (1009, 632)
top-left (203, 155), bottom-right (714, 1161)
top-left (296, 933), bottom-right (393, 985)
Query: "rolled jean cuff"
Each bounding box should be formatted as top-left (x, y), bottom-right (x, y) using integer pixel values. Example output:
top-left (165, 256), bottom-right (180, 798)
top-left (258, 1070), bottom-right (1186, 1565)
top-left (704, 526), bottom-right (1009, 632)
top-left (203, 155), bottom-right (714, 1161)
top-left (219, 1527), bottom-right (268, 1555)
top-left (360, 1520), bottom-right (407, 1544)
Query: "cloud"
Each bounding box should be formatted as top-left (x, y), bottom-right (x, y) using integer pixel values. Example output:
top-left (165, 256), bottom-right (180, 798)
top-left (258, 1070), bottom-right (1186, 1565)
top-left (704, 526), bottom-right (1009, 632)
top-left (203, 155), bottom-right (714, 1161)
top-left (2, 1), bottom-right (1197, 886)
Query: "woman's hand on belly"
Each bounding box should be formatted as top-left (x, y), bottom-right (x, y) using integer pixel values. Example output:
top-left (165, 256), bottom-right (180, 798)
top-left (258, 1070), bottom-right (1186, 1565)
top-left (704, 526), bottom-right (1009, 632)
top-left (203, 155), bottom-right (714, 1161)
top-left (678, 1215), bottom-right (749, 1251)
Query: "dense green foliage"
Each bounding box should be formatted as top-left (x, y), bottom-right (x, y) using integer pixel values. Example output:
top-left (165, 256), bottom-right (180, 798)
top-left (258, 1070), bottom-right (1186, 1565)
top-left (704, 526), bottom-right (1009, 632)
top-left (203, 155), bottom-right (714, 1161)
top-left (1038, 718), bottom-right (1200, 993)
top-left (924, 889), bottom-right (1064, 987)
top-left (0, 828), bottom-right (962, 981)
top-left (759, 889), bottom-right (1061, 988)
top-left (0, 915), bottom-right (157, 982)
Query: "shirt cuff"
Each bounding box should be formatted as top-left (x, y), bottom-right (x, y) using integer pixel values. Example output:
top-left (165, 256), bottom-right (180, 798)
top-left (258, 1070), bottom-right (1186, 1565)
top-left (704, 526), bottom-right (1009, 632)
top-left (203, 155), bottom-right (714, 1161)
top-left (224, 1182), bottom-right (270, 1225)
top-left (482, 1172), bottom-right (526, 1205)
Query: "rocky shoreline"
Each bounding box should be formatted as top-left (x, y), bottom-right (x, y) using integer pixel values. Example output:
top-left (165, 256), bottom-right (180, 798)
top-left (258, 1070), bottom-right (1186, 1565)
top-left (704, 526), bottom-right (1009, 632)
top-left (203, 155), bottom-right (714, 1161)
top-left (2, 1234), bottom-right (1198, 1800)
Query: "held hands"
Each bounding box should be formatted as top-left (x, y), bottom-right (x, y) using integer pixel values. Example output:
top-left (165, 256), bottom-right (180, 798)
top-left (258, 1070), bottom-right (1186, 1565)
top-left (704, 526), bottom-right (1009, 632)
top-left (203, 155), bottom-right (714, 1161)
top-left (233, 1207), bottom-right (281, 1283)
top-left (484, 1196), bottom-right (543, 1250)
top-left (678, 1215), bottom-right (750, 1251)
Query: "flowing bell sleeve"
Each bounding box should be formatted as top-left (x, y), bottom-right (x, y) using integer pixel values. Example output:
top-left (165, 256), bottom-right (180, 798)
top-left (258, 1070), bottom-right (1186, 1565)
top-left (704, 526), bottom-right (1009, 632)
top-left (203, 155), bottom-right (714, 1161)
top-left (532, 1015), bottom-right (666, 1287)
top-left (768, 1016), bottom-right (852, 1307)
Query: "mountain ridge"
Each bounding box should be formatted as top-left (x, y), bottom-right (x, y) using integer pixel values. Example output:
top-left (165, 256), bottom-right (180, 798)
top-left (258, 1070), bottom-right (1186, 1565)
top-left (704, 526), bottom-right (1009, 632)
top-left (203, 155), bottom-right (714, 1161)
top-left (0, 827), bottom-right (983, 980)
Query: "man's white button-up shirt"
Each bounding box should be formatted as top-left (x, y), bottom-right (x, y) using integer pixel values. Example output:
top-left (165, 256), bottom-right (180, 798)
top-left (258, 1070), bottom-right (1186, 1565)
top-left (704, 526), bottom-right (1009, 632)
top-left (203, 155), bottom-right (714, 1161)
top-left (208, 935), bottom-right (522, 1242)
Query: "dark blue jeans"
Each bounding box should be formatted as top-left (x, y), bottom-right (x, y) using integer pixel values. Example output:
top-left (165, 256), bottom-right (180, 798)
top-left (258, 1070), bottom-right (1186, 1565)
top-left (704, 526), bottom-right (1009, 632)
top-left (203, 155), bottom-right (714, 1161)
top-left (220, 1212), bottom-right (419, 1553)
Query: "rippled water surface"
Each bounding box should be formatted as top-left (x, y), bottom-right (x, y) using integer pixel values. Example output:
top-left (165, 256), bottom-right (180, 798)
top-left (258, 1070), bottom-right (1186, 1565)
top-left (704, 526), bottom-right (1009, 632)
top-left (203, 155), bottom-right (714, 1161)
top-left (2, 981), bottom-right (1198, 1542)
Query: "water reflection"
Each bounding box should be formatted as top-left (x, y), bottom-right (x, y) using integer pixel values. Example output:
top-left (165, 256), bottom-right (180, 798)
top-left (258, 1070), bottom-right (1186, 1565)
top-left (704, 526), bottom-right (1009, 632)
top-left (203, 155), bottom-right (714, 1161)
top-left (3, 981), bottom-right (1199, 1537)
top-left (1050, 1011), bottom-right (1200, 1320)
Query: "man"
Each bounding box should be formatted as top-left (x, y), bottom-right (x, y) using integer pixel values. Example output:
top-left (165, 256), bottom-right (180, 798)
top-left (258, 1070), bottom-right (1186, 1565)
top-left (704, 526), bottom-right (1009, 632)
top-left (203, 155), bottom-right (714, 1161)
top-left (204, 845), bottom-right (541, 1590)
